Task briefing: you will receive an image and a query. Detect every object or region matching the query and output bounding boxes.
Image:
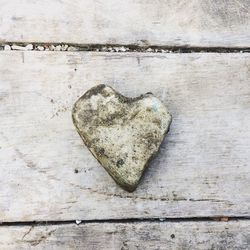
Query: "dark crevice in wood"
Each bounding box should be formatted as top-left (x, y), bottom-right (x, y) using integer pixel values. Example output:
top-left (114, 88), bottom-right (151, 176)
top-left (1, 217), bottom-right (250, 226)
top-left (0, 42), bottom-right (250, 53)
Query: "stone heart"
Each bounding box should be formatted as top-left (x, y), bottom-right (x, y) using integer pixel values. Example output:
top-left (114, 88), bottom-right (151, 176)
top-left (72, 84), bottom-right (172, 192)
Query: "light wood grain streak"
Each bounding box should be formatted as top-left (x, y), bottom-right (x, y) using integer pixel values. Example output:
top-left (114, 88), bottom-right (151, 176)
top-left (0, 221), bottom-right (249, 249)
top-left (0, 52), bottom-right (250, 222)
top-left (0, 0), bottom-right (250, 47)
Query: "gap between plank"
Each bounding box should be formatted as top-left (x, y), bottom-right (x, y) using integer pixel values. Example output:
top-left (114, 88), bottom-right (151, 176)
top-left (1, 217), bottom-right (250, 227)
top-left (1, 42), bottom-right (250, 53)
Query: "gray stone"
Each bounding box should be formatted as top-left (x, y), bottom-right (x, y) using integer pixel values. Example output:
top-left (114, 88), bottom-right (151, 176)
top-left (72, 85), bottom-right (172, 192)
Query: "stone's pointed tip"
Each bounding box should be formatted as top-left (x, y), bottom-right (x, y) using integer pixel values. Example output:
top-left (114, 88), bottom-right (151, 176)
top-left (72, 84), bottom-right (172, 192)
top-left (119, 178), bottom-right (140, 192)
top-left (124, 185), bottom-right (137, 193)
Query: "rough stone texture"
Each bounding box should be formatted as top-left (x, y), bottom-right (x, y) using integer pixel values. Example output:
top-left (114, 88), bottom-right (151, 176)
top-left (72, 84), bottom-right (172, 192)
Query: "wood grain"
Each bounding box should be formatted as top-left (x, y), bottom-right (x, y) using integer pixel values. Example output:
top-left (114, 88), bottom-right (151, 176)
top-left (0, 0), bottom-right (250, 47)
top-left (0, 52), bottom-right (250, 222)
top-left (0, 221), bottom-right (249, 249)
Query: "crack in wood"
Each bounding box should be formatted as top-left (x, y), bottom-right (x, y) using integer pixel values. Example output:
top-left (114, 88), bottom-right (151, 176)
top-left (22, 226), bottom-right (34, 240)
top-left (22, 229), bottom-right (57, 246)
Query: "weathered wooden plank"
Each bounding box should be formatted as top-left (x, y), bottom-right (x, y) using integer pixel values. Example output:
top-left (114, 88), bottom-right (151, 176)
top-left (0, 221), bottom-right (249, 249)
top-left (0, 0), bottom-right (250, 47)
top-left (0, 52), bottom-right (250, 222)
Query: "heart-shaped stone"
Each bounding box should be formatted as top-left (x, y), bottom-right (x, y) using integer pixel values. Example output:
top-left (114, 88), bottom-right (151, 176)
top-left (72, 84), bottom-right (172, 192)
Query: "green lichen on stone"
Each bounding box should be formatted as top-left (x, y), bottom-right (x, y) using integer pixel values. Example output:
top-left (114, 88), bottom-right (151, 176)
top-left (72, 84), bottom-right (172, 192)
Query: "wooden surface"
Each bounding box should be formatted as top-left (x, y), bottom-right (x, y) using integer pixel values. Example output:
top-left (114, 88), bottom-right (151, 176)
top-left (0, 221), bottom-right (249, 249)
top-left (1, 1), bottom-right (250, 248)
top-left (0, 0), bottom-right (250, 47)
top-left (1, 52), bottom-right (250, 222)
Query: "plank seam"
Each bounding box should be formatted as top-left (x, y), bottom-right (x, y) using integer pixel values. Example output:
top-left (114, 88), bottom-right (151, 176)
top-left (1, 217), bottom-right (250, 226)
top-left (1, 42), bottom-right (250, 53)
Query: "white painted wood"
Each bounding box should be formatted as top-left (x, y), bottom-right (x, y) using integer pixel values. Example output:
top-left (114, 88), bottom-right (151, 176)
top-left (0, 221), bottom-right (249, 249)
top-left (0, 0), bottom-right (250, 47)
top-left (0, 52), bottom-right (250, 222)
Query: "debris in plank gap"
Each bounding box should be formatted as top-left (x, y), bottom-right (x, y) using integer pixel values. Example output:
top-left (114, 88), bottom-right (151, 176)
top-left (61, 44), bottom-right (68, 51)
top-left (25, 44), bottom-right (33, 50)
top-left (11, 44), bottom-right (33, 51)
top-left (221, 217), bottom-right (229, 222)
top-left (37, 46), bottom-right (45, 51)
top-left (49, 45), bottom-right (55, 51)
top-left (75, 220), bottom-right (82, 225)
top-left (0, 43), bottom-right (249, 53)
top-left (11, 44), bottom-right (25, 50)
top-left (4, 45), bottom-right (11, 50)
top-left (67, 46), bottom-right (78, 51)
top-left (211, 217), bottom-right (229, 222)
top-left (55, 45), bottom-right (62, 51)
